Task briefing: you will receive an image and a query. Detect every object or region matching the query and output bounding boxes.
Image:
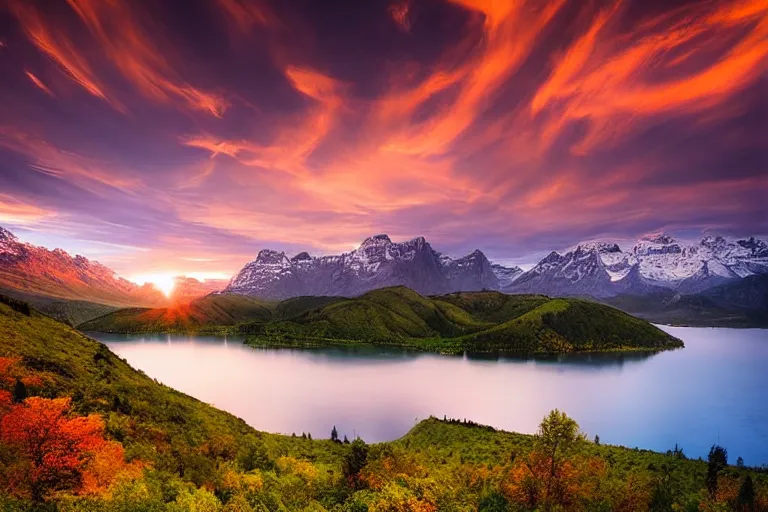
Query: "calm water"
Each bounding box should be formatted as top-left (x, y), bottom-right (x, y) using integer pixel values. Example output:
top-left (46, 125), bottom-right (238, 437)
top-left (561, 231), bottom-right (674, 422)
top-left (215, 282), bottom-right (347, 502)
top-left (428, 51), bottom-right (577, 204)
top-left (88, 327), bottom-right (768, 465)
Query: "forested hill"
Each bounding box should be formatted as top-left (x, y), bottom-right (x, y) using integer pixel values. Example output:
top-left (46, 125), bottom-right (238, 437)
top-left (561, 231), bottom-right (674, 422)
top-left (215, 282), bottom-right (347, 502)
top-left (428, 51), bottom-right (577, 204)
top-left (79, 287), bottom-right (683, 354)
top-left (0, 295), bottom-right (764, 510)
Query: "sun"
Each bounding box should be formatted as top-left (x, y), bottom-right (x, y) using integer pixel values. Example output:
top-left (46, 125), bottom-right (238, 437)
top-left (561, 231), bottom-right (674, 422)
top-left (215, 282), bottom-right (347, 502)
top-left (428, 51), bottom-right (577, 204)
top-left (134, 273), bottom-right (176, 298)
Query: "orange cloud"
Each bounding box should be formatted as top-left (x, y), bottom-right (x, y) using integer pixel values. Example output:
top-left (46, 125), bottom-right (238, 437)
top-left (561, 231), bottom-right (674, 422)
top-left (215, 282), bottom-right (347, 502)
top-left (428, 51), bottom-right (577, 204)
top-left (0, 127), bottom-right (142, 194)
top-left (0, 194), bottom-right (51, 225)
top-left (9, 1), bottom-right (111, 104)
top-left (185, 65), bottom-right (343, 177)
top-left (388, 0), bottom-right (412, 32)
top-left (217, 0), bottom-right (273, 33)
top-left (381, 0), bottom-right (567, 156)
top-left (24, 71), bottom-right (54, 96)
top-left (529, 0), bottom-right (768, 154)
top-left (65, 0), bottom-right (229, 117)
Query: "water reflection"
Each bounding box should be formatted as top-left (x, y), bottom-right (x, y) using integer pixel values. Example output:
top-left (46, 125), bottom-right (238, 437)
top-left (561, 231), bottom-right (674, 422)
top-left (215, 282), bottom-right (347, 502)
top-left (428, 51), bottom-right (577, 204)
top-left (87, 328), bottom-right (768, 465)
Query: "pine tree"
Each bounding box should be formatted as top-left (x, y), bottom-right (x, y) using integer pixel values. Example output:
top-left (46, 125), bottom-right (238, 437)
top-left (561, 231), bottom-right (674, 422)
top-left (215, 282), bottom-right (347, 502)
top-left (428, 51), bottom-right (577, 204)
top-left (737, 475), bottom-right (755, 512)
top-left (12, 378), bottom-right (27, 403)
top-left (343, 435), bottom-right (349, 444)
top-left (706, 445), bottom-right (728, 498)
top-left (594, 434), bottom-right (600, 445)
top-left (342, 438), bottom-right (369, 489)
top-left (331, 425), bottom-right (338, 442)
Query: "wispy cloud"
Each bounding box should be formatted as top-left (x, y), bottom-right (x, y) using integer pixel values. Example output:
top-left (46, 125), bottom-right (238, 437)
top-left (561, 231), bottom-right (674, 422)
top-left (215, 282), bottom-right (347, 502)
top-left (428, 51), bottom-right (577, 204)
top-left (1, 0), bottom-right (764, 276)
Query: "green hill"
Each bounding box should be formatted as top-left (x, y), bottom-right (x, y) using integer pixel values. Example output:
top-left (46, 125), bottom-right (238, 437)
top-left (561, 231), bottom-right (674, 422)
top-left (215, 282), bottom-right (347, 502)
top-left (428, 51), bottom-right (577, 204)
top-left (81, 286), bottom-right (683, 354)
top-left (0, 296), bottom-right (765, 510)
top-left (80, 294), bottom-right (274, 333)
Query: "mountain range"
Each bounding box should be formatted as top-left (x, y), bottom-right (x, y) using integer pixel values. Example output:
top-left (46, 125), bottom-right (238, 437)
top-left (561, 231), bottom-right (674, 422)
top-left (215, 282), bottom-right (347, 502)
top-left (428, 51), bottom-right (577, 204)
top-left (225, 234), bottom-right (509, 299)
top-left (225, 232), bottom-right (768, 299)
top-left (0, 226), bottom-right (166, 307)
top-left (2, 225), bottom-right (766, 326)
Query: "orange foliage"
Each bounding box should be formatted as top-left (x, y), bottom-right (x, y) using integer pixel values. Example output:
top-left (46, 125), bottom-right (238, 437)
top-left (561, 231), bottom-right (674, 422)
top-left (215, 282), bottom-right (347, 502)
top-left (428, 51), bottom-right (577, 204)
top-left (80, 441), bottom-right (143, 495)
top-left (501, 450), bottom-right (615, 512)
top-left (0, 396), bottom-right (137, 501)
top-left (0, 356), bottom-right (21, 385)
top-left (359, 452), bottom-right (427, 491)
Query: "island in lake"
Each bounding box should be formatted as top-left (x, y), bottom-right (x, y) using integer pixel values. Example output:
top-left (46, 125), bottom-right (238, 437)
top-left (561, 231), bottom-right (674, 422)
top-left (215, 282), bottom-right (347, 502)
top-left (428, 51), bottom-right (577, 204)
top-left (79, 286), bottom-right (684, 354)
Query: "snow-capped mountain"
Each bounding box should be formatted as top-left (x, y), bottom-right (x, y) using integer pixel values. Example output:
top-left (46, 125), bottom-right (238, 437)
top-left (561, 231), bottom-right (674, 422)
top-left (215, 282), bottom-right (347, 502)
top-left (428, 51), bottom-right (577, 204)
top-left (225, 234), bottom-right (508, 299)
top-left (507, 243), bottom-right (623, 297)
top-left (0, 225), bottom-right (165, 307)
top-left (506, 234), bottom-right (768, 297)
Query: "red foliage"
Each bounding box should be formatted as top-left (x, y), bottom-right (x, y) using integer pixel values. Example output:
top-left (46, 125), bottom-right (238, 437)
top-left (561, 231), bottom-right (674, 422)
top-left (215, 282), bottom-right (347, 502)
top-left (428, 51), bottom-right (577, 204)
top-left (0, 397), bottom-right (105, 501)
top-left (0, 396), bottom-right (138, 501)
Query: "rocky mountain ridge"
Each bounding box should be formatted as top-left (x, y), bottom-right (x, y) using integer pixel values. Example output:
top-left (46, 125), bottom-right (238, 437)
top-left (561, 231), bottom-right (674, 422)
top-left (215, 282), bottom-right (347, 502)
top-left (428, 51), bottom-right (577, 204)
top-left (0, 226), bottom-right (165, 307)
top-left (226, 232), bottom-right (768, 302)
top-left (225, 234), bottom-right (514, 299)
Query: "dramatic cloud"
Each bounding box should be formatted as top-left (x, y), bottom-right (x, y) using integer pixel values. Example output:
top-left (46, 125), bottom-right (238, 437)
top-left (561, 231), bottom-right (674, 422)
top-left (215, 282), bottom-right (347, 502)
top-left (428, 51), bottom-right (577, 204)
top-left (0, 0), bottom-right (765, 279)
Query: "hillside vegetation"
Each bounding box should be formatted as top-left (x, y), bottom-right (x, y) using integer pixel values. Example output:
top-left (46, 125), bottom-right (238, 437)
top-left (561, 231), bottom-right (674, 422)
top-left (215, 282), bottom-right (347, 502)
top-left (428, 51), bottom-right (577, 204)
top-left (0, 297), bottom-right (764, 511)
top-left (81, 287), bottom-right (683, 354)
top-left (605, 275), bottom-right (768, 328)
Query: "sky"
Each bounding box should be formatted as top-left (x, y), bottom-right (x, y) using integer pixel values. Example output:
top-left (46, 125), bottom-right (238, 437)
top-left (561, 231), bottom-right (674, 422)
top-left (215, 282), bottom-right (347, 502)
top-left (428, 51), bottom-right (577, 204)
top-left (0, 0), bottom-right (766, 281)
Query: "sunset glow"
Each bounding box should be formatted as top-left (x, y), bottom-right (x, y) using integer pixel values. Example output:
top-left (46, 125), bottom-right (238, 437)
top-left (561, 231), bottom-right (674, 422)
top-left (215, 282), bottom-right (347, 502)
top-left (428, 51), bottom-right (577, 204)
top-left (133, 274), bottom-right (176, 298)
top-left (0, 0), bottom-right (765, 276)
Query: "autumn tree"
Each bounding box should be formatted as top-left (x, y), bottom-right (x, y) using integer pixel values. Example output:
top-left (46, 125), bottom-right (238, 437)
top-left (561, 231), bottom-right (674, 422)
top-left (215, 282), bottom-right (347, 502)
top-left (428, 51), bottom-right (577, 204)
top-left (535, 409), bottom-right (584, 507)
top-left (0, 397), bottom-right (106, 502)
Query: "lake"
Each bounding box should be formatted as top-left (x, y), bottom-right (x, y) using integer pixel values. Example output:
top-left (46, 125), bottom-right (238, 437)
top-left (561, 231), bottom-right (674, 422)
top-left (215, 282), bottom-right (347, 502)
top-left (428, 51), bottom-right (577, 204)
top-left (88, 326), bottom-right (768, 465)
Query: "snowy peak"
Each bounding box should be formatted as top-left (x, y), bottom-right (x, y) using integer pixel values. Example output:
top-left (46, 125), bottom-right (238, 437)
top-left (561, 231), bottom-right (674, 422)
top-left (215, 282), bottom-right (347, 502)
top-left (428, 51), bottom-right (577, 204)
top-left (291, 252), bottom-right (312, 262)
top-left (640, 233), bottom-right (677, 245)
top-left (0, 226), bottom-right (18, 243)
top-left (573, 242), bottom-right (622, 254)
top-left (225, 235), bottom-right (501, 299)
top-left (508, 233), bottom-right (768, 297)
top-left (491, 264), bottom-right (523, 289)
top-left (736, 237), bottom-right (768, 257)
top-left (254, 249), bottom-right (291, 267)
top-left (360, 234), bottom-right (392, 247)
top-left (0, 226), bottom-right (21, 257)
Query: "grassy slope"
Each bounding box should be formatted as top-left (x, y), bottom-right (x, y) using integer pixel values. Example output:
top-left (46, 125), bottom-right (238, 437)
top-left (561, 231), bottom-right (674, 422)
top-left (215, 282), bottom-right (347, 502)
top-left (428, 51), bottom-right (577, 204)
top-left (0, 301), bottom-right (764, 510)
top-left (0, 300), bottom-right (346, 479)
top-left (0, 286), bottom-right (119, 326)
top-left (80, 287), bottom-right (683, 354)
top-left (80, 294), bottom-right (274, 333)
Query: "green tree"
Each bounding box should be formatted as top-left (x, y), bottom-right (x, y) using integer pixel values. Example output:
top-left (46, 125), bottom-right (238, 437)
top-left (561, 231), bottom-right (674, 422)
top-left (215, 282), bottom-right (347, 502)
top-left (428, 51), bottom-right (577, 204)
top-left (331, 425), bottom-right (338, 442)
top-left (706, 445), bottom-right (728, 498)
top-left (12, 378), bottom-right (27, 403)
top-left (594, 434), bottom-right (600, 445)
top-left (342, 438), bottom-right (369, 489)
top-left (737, 475), bottom-right (755, 512)
top-left (535, 409), bottom-right (584, 507)
top-left (737, 456), bottom-right (745, 468)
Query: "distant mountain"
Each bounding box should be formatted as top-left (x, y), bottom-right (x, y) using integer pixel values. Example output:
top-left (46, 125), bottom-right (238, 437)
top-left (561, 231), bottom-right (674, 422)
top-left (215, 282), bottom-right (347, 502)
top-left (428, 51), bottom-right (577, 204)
top-left (506, 234), bottom-right (768, 298)
top-left (170, 276), bottom-right (228, 304)
top-left (225, 234), bottom-right (516, 300)
top-left (0, 226), bottom-right (165, 308)
top-left (603, 275), bottom-right (768, 328)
